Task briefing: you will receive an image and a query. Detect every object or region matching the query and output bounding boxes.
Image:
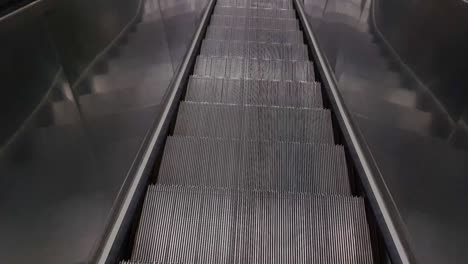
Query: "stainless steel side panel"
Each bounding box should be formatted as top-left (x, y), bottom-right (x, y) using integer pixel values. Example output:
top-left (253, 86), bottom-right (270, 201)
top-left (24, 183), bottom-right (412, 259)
top-left (303, 0), bottom-right (468, 263)
top-left (0, 0), bottom-right (209, 263)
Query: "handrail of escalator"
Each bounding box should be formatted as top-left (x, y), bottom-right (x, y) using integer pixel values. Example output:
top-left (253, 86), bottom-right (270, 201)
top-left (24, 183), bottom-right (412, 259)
top-left (92, 0), bottom-right (216, 263)
top-left (0, 0), bottom-right (55, 26)
top-left (292, 0), bottom-right (415, 263)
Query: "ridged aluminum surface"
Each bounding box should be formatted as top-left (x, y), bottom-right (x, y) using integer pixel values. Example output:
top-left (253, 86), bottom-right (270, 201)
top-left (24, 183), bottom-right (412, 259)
top-left (214, 6), bottom-right (296, 18)
top-left (124, 0), bottom-right (377, 262)
top-left (194, 56), bottom-right (314, 81)
top-left (131, 185), bottom-right (374, 264)
top-left (206, 26), bottom-right (303, 44)
top-left (200, 40), bottom-right (308, 61)
top-left (174, 102), bottom-right (334, 143)
top-left (120, 261), bottom-right (156, 264)
top-left (217, 0), bottom-right (294, 9)
top-left (186, 76), bottom-right (323, 108)
top-left (158, 136), bottom-right (351, 194)
top-left (210, 15), bottom-right (299, 30)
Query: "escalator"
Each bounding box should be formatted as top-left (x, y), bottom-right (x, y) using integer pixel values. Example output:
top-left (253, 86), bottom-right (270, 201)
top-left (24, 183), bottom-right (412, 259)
top-left (119, 0), bottom-right (377, 263)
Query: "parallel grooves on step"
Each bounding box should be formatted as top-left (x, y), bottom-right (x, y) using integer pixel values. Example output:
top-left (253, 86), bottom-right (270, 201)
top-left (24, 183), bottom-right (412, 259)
top-left (124, 0), bottom-right (377, 263)
top-left (158, 136), bottom-right (351, 194)
top-left (174, 102), bottom-right (334, 143)
top-left (200, 39), bottom-right (308, 61)
top-left (186, 76), bottom-right (323, 108)
top-left (217, 0), bottom-right (294, 9)
top-left (214, 6), bottom-right (296, 18)
top-left (206, 26), bottom-right (303, 44)
top-left (120, 261), bottom-right (154, 264)
top-left (210, 15), bottom-right (299, 30)
top-left (194, 56), bottom-right (315, 81)
top-left (131, 185), bottom-right (374, 264)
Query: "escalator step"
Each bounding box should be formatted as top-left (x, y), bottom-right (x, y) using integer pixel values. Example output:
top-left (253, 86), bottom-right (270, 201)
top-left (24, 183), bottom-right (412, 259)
top-left (210, 15), bottom-right (299, 30)
top-left (206, 26), bottom-right (303, 44)
top-left (158, 136), bottom-right (351, 194)
top-left (217, 0), bottom-right (294, 9)
top-left (174, 102), bottom-right (334, 143)
top-left (120, 261), bottom-right (153, 264)
top-left (200, 39), bottom-right (308, 61)
top-left (131, 185), bottom-right (374, 264)
top-left (214, 6), bottom-right (296, 18)
top-left (186, 76), bottom-right (323, 108)
top-left (193, 56), bottom-right (314, 81)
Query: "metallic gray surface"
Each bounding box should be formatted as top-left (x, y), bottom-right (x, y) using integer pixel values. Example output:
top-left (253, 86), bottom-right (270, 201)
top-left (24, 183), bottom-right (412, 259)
top-left (0, 0), bottom-right (209, 263)
top-left (126, 1), bottom-right (376, 263)
top-left (303, 0), bottom-right (468, 263)
top-left (95, 0), bottom-right (215, 262)
top-left (294, 0), bottom-right (412, 262)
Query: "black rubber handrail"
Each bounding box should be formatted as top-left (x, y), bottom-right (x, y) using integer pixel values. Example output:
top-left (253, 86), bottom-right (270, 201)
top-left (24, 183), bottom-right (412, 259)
top-left (292, 0), bottom-right (415, 263)
top-left (0, 0), bottom-right (54, 27)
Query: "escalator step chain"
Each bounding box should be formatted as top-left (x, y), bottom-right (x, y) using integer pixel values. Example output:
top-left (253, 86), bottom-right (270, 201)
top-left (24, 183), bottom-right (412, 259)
top-left (174, 102), bottom-right (334, 143)
top-left (210, 15), bottom-right (299, 30)
top-left (158, 136), bottom-right (351, 194)
top-left (131, 185), bottom-right (374, 264)
top-left (200, 39), bottom-right (308, 61)
top-left (186, 76), bottom-right (323, 108)
top-left (194, 56), bottom-right (314, 81)
top-left (206, 26), bottom-right (303, 44)
top-left (214, 6), bottom-right (296, 18)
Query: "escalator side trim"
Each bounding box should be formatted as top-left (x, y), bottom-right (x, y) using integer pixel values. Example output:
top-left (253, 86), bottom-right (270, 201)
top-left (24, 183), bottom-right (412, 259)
top-left (0, 0), bottom-right (51, 25)
top-left (94, 0), bottom-right (216, 263)
top-left (292, 0), bottom-right (415, 263)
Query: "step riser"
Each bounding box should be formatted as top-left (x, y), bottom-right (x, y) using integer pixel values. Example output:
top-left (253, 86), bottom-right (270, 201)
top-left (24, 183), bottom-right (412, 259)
top-left (186, 77), bottom-right (323, 108)
top-left (131, 185), bottom-right (374, 264)
top-left (214, 6), bottom-right (296, 18)
top-left (200, 40), bottom-right (308, 61)
top-left (217, 0), bottom-right (294, 10)
top-left (194, 56), bottom-right (315, 82)
top-left (210, 15), bottom-right (299, 30)
top-left (206, 26), bottom-right (303, 44)
top-left (174, 102), bottom-right (334, 143)
top-left (158, 137), bottom-right (351, 194)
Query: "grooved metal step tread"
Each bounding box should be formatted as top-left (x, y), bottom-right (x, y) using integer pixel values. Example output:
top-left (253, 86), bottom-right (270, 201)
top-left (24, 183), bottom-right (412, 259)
top-left (206, 26), bottom-right (303, 44)
top-left (194, 56), bottom-right (315, 81)
top-left (210, 15), bottom-right (299, 30)
top-left (186, 76), bottom-right (323, 108)
top-left (217, 0), bottom-right (294, 9)
top-left (200, 39), bottom-right (308, 61)
top-left (131, 185), bottom-right (374, 264)
top-left (120, 261), bottom-right (155, 264)
top-left (174, 102), bottom-right (334, 143)
top-left (158, 136), bottom-right (351, 194)
top-left (214, 6), bottom-right (296, 18)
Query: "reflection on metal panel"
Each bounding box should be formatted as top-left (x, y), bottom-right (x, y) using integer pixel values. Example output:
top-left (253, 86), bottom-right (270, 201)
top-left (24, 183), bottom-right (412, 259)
top-left (0, 0), bottom-right (208, 263)
top-left (304, 0), bottom-right (468, 263)
top-left (159, 0), bottom-right (209, 70)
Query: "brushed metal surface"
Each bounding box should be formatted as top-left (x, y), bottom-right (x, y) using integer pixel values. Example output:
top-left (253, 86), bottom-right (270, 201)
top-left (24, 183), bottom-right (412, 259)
top-left (303, 0), bottom-right (468, 263)
top-left (0, 0), bottom-right (209, 263)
